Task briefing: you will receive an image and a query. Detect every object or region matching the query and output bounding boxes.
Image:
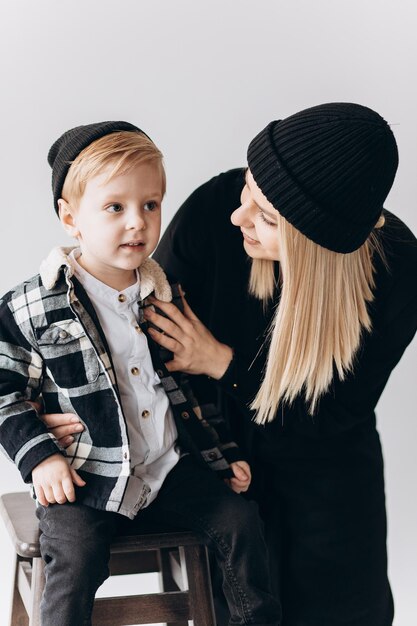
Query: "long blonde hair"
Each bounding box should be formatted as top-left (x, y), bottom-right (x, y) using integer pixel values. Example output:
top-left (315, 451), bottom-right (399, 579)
top-left (250, 212), bottom-right (385, 424)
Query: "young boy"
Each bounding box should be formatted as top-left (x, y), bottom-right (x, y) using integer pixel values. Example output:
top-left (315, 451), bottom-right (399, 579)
top-left (0, 121), bottom-right (280, 626)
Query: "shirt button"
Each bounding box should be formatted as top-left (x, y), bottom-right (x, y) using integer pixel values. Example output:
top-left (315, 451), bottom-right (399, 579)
top-left (156, 369), bottom-right (164, 378)
top-left (118, 294), bottom-right (126, 302)
top-left (123, 452), bottom-right (128, 459)
top-left (142, 410), bottom-right (150, 418)
top-left (135, 325), bottom-right (142, 333)
top-left (58, 330), bottom-right (68, 339)
top-left (208, 451), bottom-right (218, 460)
top-left (181, 411), bottom-right (190, 420)
top-left (131, 367), bottom-right (140, 376)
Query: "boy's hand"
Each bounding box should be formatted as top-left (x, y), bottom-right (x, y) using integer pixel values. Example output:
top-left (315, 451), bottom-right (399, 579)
top-left (225, 461), bottom-right (252, 494)
top-left (32, 454), bottom-right (86, 506)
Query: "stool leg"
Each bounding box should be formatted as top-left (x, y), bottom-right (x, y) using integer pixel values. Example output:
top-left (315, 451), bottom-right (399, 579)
top-left (10, 555), bottom-right (29, 626)
top-left (159, 549), bottom-right (188, 626)
top-left (182, 545), bottom-right (215, 626)
top-left (28, 557), bottom-right (45, 626)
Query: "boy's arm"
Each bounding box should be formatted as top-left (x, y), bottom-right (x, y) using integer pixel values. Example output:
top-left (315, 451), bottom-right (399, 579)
top-left (0, 298), bottom-right (64, 482)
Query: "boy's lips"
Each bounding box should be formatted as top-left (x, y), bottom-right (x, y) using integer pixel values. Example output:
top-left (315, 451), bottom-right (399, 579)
top-left (120, 241), bottom-right (145, 248)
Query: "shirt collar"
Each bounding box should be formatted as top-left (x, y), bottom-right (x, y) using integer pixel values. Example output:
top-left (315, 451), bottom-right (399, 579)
top-left (39, 246), bottom-right (172, 302)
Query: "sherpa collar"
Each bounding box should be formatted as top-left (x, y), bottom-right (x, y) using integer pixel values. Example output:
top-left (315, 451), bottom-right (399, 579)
top-left (39, 246), bottom-right (172, 302)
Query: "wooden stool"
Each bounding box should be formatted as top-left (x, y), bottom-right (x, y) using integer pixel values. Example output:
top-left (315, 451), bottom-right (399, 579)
top-left (0, 491), bottom-right (216, 626)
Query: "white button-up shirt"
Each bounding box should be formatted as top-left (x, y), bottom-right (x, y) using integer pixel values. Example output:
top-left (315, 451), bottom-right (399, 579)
top-left (69, 250), bottom-right (180, 507)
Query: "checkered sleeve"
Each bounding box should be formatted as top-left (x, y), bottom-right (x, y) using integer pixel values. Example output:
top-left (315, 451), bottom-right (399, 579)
top-left (179, 373), bottom-right (244, 465)
top-left (0, 294), bottom-right (62, 483)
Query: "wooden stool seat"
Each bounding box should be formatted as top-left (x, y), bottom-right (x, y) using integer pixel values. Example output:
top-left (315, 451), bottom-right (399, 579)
top-left (0, 491), bottom-right (216, 626)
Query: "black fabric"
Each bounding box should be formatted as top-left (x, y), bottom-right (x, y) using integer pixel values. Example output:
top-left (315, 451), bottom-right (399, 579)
top-left (48, 121), bottom-right (148, 213)
top-left (154, 167), bottom-right (417, 625)
top-left (247, 103), bottom-right (399, 252)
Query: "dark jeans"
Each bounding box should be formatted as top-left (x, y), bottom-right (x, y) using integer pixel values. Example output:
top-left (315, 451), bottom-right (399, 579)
top-left (36, 455), bottom-right (281, 626)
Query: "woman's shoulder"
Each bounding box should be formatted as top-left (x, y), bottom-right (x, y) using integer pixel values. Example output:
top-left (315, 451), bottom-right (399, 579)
top-left (177, 168), bottom-right (245, 221)
top-left (372, 209), bottom-right (417, 325)
top-left (379, 209), bottom-right (417, 275)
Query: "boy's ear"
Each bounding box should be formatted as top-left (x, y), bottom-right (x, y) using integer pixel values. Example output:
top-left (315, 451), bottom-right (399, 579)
top-left (58, 199), bottom-right (80, 238)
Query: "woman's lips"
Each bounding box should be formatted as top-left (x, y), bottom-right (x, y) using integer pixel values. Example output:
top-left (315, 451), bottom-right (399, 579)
top-left (241, 231), bottom-right (259, 245)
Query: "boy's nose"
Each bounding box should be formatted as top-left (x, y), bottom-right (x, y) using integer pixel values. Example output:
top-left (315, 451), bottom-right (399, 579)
top-left (126, 211), bottom-right (146, 231)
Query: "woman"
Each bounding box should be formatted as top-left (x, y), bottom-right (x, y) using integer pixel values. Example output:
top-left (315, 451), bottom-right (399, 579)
top-left (47, 103), bottom-right (417, 625)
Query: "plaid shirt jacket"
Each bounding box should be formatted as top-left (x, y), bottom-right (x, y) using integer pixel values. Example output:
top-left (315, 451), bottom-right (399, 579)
top-left (0, 248), bottom-right (241, 518)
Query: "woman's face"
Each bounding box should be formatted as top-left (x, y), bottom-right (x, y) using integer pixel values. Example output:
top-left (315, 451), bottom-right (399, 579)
top-left (231, 169), bottom-right (280, 261)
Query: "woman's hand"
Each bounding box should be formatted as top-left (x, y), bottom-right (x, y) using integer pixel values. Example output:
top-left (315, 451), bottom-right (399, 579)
top-left (42, 412), bottom-right (84, 448)
top-left (144, 293), bottom-right (233, 379)
top-left (225, 461), bottom-right (252, 494)
top-left (28, 400), bottom-right (84, 448)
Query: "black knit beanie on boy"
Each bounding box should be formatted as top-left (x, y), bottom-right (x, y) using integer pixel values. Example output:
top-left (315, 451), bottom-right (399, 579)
top-left (48, 121), bottom-right (148, 214)
top-left (247, 102), bottom-right (399, 253)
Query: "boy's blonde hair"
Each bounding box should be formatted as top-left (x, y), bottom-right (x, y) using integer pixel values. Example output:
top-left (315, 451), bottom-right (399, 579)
top-left (249, 212), bottom-right (386, 424)
top-left (62, 131), bottom-right (166, 206)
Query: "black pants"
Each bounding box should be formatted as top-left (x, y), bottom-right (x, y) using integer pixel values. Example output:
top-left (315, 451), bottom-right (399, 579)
top-left (250, 428), bottom-right (394, 626)
top-left (36, 455), bottom-right (281, 626)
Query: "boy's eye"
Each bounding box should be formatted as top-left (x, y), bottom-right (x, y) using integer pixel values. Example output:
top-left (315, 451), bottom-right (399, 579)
top-left (106, 204), bottom-right (123, 213)
top-left (144, 201), bottom-right (159, 212)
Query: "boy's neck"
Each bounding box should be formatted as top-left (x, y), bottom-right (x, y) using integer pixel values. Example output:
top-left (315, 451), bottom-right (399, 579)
top-left (75, 253), bottom-right (138, 292)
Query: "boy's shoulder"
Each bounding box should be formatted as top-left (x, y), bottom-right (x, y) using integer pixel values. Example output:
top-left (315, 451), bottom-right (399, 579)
top-left (0, 250), bottom-right (73, 341)
top-left (1, 246), bottom-right (75, 309)
top-left (0, 272), bottom-right (44, 311)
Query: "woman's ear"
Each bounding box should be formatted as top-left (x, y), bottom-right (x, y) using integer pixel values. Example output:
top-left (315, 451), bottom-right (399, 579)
top-left (58, 199), bottom-right (80, 238)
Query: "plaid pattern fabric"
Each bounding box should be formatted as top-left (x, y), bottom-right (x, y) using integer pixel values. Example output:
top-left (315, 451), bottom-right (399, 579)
top-left (0, 251), bottom-right (241, 518)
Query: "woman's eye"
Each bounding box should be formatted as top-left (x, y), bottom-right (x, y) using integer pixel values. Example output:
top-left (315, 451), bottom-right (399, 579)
top-left (259, 210), bottom-right (276, 227)
top-left (106, 204), bottom-right (123, 213)
top-left (144, 201), bottom-right (159, 212)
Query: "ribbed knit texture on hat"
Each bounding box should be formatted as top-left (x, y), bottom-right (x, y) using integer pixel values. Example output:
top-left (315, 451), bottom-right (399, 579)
top-left (247, 103), bottom-right (399, 253)
top-left (48, 121), bottom-right (148, 214)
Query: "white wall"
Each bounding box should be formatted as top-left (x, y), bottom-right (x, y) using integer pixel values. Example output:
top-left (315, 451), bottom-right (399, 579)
top-left (0, 1), bottom-right (416, 624)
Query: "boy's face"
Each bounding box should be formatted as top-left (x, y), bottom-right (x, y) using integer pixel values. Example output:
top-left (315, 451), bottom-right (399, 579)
top-left (60, 161), bottom-right (163, 290)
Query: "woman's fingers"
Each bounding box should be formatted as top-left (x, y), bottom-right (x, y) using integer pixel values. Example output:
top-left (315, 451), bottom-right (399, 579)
top-left (147, 297), bottom-right (196, 329)
top-left (147, 326), bottom-right (179, 352)
top-left (40, 412), bottom-right (80, 429)
top-left (38, 412), bottom-right (84, 446)
top-left (144, 306), bottom-right (190, 340)
top-left (48, 424), bottom-right (83, 440)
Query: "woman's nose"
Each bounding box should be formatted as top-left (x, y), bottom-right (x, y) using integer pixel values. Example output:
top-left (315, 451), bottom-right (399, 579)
top-left (231, 202), bottom-right (253, 228)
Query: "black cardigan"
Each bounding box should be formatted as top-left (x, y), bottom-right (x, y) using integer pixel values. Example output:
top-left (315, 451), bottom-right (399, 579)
top-left (154, 168), bottom-right (417, 459)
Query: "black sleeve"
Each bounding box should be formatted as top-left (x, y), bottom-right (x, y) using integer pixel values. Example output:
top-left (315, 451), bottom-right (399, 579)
top-left (155, 181), bottom-right (211, 297)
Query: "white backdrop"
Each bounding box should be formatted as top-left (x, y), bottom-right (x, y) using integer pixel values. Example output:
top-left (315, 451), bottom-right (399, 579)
top-left (0, 1), bottom-right (416, 624)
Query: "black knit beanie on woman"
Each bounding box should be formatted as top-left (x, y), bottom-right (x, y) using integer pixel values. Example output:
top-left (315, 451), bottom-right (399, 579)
top-left (247, 102), bottom-right (399, 253)
top-left (48, 121), bottom-right (149, 214)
